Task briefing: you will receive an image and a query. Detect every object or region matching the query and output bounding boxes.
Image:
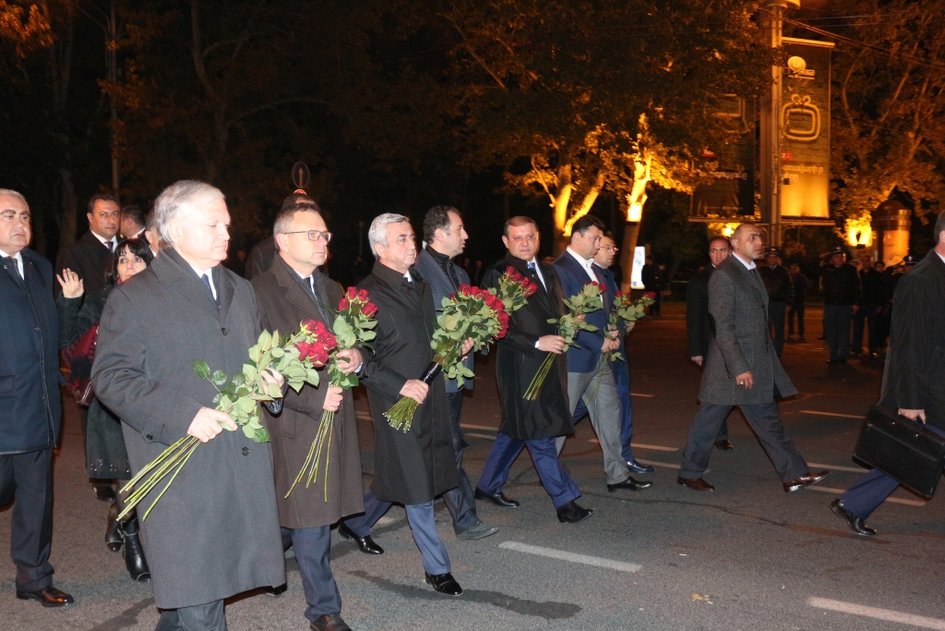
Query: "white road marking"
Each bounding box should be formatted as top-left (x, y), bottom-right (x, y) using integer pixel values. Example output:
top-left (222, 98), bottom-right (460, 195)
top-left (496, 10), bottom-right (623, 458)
top-left (465, 431), bottom-right (497, 440)
top-left (799, 410), bottom-right (864, 420)
top-left (805, 485), bottom-right (926, 506)
top-left (460, 422), bottom-right (500, 431)
top-left (499, 541), bottom-right (642, 573)
top-left (633, 443), bottom-right (680, 453)
top-left (630, 392), bottom-right (655, 398)
top-left (808, 462), bottom-right (867, 474)
top-left (808, 597), bottom-right (945, 630)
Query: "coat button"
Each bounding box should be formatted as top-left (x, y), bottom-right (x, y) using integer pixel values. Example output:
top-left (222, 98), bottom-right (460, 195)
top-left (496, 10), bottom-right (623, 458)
top-left (145, 433), bottom-right (154, 440)
top-left (241, 446), bottom-right (249, 456)
top-left (221, 327), bottom-right (228, 336)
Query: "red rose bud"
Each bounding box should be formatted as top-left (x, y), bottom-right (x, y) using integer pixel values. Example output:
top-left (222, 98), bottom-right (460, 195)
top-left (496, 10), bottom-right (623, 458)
top-left (645, 291), bottom-right (656, 299)
top-left (358, 288), bottom-right (369, 301)
top-left (362, 302), bottom-right (378, 317)
top-left (346, 287), bottom-right (358, 299)
top-left (301, 319), bottom-right (320, 335)
top-left (338, 297), bottom-right (350, 311)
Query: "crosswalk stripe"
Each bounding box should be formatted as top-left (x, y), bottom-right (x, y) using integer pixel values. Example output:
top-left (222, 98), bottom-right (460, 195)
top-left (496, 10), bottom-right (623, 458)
top-left (499, 541), bottom-right (642, 573)
top-left (808, 597), bottom-right (945, 630)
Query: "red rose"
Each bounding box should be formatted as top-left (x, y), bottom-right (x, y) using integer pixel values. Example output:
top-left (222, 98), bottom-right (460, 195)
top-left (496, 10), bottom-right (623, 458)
top-left (362, 301), bottom-right (378, 317)
top-left (346, 286), bottom-right (357, 300)
top-left (357, 288), bottom-right (369, 302)
top-left (300, 319), bottom-right (320, 335)
top-left (338, 297), bottom-right (350, 311)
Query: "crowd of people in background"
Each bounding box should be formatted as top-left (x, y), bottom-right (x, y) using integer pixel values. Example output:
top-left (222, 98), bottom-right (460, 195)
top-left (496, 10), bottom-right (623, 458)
top-left (1, 181), bottom-right (941, 631)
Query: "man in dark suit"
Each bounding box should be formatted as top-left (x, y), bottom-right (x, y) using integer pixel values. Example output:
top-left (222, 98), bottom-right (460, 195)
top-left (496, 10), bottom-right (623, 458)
top-left (554, 215), bottom-right (651, 493)
top-left (592, 233), bottom-right (653, 473)
top-left (413, 206), bottom-right (498, 541)
top-left (0, 189), bottom-right (74, 607)
top-left (93, 181), bottom-right (285, 630)
top-left (253, 195), bottom-right (364, 631)
top-left (759, 247), bottom-right (791, 357)
top-left (120, 204), bottom-right (148, 240)
top-left (686, 235), bottom-right (734, 450)
top-left (678, 223), bottom-right (828, 493)
top-left (831, 214), bottom-right (945, 536)
top-left (475, 216), bottom-right (591, 524)
top-left (341, 213), bottom-right (466, 596)
top-left (56, 193), bottom-right (121, 295)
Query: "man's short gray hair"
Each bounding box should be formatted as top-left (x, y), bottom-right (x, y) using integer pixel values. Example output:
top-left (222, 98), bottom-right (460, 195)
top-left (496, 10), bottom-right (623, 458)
top-left (0, 189), bottom-right (29, 212)
top-left (153, 180), bottom-right (224, 244)
top-left (368, 213), bottom-right (410, 257)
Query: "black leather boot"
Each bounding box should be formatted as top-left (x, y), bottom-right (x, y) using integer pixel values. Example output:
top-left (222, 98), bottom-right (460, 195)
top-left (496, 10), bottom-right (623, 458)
top-left (120, 515), bottom-right (151, 582)
top-left (105, 501), bottom-right (122, 552)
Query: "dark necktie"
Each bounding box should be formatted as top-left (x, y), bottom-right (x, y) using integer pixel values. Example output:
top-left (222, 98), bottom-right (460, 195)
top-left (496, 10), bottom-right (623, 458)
top-left (309, 274), bottom-right (331, 322)
top-left (5, 256), bottom-right (22, 280)
top-left (201, 273), bottom-right (219, 307)
top-left (527, 261), bottom-right (546, 291)
top-left (105, 240), bottom-right (114, 252)
top-left (403, 275), bottom-right (415, 291)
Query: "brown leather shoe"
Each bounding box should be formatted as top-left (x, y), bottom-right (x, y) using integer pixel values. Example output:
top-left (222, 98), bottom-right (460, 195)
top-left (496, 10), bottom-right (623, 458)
top-left (783, 470), bottom-right (830, 493)
top-left (16, 586), bottom-right (75, 607)
top-left (310, 612), bottom-right (351, 631)
top-left (714, 439), bottom-right (734, 450)
top-left (677, 476), bottom-right (715, 492)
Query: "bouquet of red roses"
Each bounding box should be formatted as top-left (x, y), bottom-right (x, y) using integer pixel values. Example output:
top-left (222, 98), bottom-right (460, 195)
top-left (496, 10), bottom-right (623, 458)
top-left (523, 281), bottom-right (603, 400)
top-left (493, 265), bottom-right (539, 312)
top-left (385, 285), bottom-right (509, 432)
top-left (604, 291), bottom-right (655, 362)
top-left (118, 321), bottom-right (330, 521)
top-left (286, 288), bottom-right (378, 499)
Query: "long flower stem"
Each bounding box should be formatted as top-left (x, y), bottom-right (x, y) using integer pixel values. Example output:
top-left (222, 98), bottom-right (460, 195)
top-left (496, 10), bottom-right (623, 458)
top-left (523, 352), bottom-right (555, 400)
top-left (117, 436), bottom-right (200, 521)
top-left (140, 439), bottom-right (201, 521)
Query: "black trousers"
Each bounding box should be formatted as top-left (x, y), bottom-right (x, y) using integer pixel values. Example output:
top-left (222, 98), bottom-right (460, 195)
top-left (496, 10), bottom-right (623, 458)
top-left (0, 448), bottom-right (55, 591)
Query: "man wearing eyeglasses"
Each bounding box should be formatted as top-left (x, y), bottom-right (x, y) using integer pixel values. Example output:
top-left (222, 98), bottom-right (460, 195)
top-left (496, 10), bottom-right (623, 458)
top-left (0, 189), bottom-right (75, 607)
top-left (253, 193), bottom-right (364, 631)
top-left (592, 234), bottom-right (654, 475)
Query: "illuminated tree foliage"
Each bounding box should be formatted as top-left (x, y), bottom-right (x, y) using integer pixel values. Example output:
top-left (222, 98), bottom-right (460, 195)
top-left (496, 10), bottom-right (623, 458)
top-left (819, 0), bottom-right (945, 223)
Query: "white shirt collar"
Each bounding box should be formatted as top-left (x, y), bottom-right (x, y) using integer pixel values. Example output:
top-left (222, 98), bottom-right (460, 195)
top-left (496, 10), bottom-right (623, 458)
top-left (566, 247), bottom-right (597, 280)
top-left (91, 230), bottom-right (114, 247)
top-left (731, 252), bottom-right (756, 270)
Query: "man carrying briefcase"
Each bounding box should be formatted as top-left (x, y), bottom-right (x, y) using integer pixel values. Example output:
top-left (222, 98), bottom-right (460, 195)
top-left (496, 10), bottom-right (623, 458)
top-left (831, 213), bottom-right (945, 536)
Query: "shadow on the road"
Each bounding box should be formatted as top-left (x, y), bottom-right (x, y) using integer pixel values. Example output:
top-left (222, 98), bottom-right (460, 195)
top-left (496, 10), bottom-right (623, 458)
top-left (348, 569), bottom-right (582, 620)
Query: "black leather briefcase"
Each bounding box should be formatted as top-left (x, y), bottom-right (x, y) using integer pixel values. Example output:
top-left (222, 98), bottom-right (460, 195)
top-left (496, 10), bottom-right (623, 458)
top-left (853, 405), bottom-right (945, 499)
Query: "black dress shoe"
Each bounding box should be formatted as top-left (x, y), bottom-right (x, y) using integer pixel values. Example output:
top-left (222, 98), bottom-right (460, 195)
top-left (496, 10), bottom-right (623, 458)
top-left (677, 476), bottom-right (715, 492)
top-left (338, 523), bottom-right (384, 554)
top-left (783, 470), bottom-right (830, 493)
top-left (474, 488), bottom-right (520, 508)
top-left (714, 439), bottom-right (734, 450)
top-left (626, 459), bottom-right (655, 474)
top-left (310, 612), bottom-right (352, 631)
top-left (607, 476), bottom-right (653, 492)
top-left (425, 572), bottom-right (463, 596)
top-left (830, 499), bottom-right (876, 536)
top-left (556, 500), bottom-right (593, 523)
top-left (16, 586), bottom-right (75, 607)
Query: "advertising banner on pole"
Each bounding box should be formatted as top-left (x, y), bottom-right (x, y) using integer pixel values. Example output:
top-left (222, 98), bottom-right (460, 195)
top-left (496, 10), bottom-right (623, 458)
top-left (780, 37), bottom-right (833, 219)
top-left (690, 95), bottom-right (755, 219)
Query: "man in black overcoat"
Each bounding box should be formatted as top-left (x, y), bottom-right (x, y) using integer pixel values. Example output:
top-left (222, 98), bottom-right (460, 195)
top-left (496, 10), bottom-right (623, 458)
top-left (831, 214), bottom-right (945, 536)
top-left (0, 189), bottom-right (74, 607)
top-left (341, 213), bottom-right (466, 596)
top-left (475, 216), bottom-right (590, 523)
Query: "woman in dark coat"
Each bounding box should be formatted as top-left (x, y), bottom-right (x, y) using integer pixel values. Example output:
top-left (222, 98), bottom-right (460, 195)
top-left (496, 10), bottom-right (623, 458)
top-left (57, 237), bottom-right (153, 582)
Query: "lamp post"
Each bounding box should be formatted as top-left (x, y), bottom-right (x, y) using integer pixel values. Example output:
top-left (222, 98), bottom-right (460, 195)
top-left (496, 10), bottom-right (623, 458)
top-left (760, 0), bottom-right (800, 248)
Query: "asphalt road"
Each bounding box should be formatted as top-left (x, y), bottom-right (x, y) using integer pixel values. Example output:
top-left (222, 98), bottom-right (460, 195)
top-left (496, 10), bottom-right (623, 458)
top-left (3, 303), bottom-right (944, 631)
